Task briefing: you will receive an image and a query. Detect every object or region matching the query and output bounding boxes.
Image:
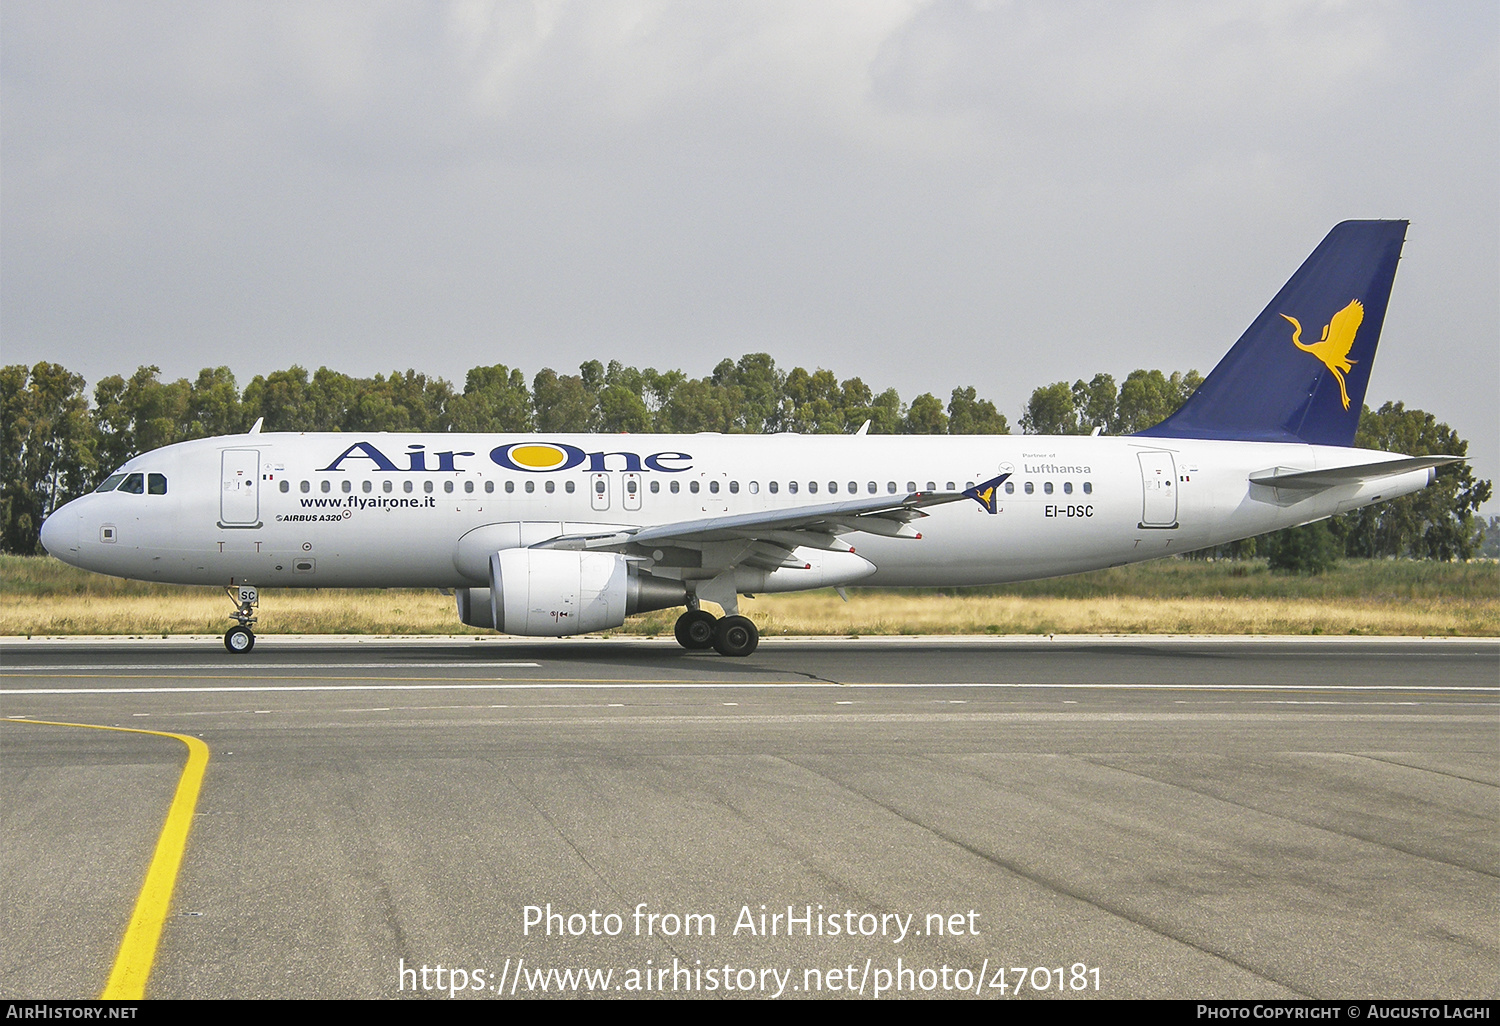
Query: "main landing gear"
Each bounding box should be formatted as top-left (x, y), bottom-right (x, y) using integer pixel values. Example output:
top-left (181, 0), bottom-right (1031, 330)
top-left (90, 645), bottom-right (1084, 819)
top-left (673, 608), bottom-right (759, 657)
top-left (224, 584), bottom-right (258, 654)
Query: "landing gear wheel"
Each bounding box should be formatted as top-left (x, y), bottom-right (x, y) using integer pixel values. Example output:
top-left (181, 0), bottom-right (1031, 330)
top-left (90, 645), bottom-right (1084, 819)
top-left (711, 615), bottom-right (759, 657)
top-left (224, 625), bottom-right (256, 653)
top-left (674, 609), bottom-right (718, 650)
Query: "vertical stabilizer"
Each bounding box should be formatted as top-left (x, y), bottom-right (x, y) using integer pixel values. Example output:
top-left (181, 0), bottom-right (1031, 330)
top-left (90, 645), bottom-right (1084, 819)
top-left (1136, 220), bottom-right (1407, 446)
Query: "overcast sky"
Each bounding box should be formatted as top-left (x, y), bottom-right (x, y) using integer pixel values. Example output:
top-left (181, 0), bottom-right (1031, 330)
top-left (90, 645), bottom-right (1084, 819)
top-left (3, 1), bottom-right (1496, 493)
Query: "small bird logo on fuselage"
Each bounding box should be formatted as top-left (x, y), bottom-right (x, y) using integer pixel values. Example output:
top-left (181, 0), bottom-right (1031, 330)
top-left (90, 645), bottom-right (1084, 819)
top-left (1281, 298), bottom-right (1364, 410)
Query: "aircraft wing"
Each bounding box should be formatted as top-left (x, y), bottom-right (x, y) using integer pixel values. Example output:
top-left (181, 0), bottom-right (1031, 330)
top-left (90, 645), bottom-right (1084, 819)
top-left (1249, 456), bottom-right (1462, 490)
top-left (536, 474), bottom-right (1009, 553)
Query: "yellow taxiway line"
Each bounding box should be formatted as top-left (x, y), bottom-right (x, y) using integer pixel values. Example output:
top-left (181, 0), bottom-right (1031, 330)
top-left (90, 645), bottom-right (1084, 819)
top-left (3, 717), bottom-right (209, 1000)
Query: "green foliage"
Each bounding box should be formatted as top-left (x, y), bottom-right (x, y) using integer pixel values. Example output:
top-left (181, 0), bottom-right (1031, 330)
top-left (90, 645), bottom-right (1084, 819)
top-left (241, 365), bottom-right (312, 432)
top-left (1332, 402), bottom-right (1492, 560)
top-left (1480, 516), bottom-right (1500, 559)
top-left (902, 392), bottom-right (949, 434)
top-left (1020, 381), bottom-right (1079, 434)
top-left (1265, 521), bottom-right (1341, 575)
top-left (448, 364), bottom-right (533, 432)
top-left (2, 364), bottom-right (97, 554)
top-left (0, 355), bottom-right (1489, 571)
top-left (947, 385), bottom-right (1009, 435)
top-left (1022, 368), bottom-right (1200, 435)
top-left (1115, 369), bottom-right (1201, 434)
top-left (532, 368), bottom-right (595, 432)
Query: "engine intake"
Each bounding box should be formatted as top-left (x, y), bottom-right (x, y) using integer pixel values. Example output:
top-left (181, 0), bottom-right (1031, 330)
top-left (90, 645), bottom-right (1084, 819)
top-left (455, 549), bottom-right (685, 636)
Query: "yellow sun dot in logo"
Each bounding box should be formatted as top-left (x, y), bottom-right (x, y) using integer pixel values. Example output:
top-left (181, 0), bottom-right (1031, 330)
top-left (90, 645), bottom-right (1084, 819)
top-left (508, 445), bottom-right (568, 470)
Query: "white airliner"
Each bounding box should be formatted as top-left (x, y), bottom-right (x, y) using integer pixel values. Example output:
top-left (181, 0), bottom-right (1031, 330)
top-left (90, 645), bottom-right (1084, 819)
top-left (40, 221), bottom-right (1458, 655)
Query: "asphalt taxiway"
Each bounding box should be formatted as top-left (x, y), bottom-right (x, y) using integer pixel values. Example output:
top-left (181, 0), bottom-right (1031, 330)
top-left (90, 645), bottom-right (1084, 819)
top-left (2, 636), bottom-right (1495, 999)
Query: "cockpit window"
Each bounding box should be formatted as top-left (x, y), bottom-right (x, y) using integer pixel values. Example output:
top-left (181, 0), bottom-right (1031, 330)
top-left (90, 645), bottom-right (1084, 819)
top-left (119, 473), bottom-right (145, 494)
top-left (148, 473), bottom-right (167, 495)
top-left (94, 474), bottom-right (126, 493)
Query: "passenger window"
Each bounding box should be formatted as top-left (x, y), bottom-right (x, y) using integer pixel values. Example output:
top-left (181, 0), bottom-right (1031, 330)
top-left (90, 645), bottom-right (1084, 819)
top-left (1083, 481), bottom-right (1092, 494)
top-left (670, 480), bottom-right (680, 494)
top-left (690, 481), bottom-right (700, 493)
top-left (748, 481), bottom-right (758, 494)
top-left (423, 481), bottom-right (434, 494)
top-left (1063, 482), bottom-right (1073, 494)
top-left (505, 480), bottom-right (514, 493)
top-left (868, 482), bottom-right (877, 494)
top-left (485, 480), bottom-right (494, 493)
top-left (709, 481), bottom-right (720, 494)
top-left (848, 482), bottom-right (857, 494)
top-left (148, 473), bottom-right (167, 495)
top-left (321, 480), bottom-right (331, 493)
top-left (525, 480), bottom-right (535, 493)
top-left (444, 481), bottom-right (454, 493)
top-left (945, 481), bottom-right (955, 491)
top-left (1024, 482), bottom-right (1034, 494)
top-left (300, 480), bottom-right (310, 494)
top-left (565, 480), bottom-right (575, 493)
top-left (788, 481), bottom-right (798, 494)
top-left (1044, 481), bottom-right (1054, 494)
top-left (543, 480), bottom-right (553, 493)
top-left (828, 482), bottom-right (838, 494)
top-left (650, 480), bottom-right (660, 494)
top-left (808, 482), bottom-right (817, 494)
top-left (464, 481), bottom-right (473, 493)
top-left (926, 481), bottom-right (936, 491)
top-left (1005, 481), bottom-right (1014, 494)
top-left (887, 482), bottom-right (896, 493)
top-left (363, 480), bottom-right (372, 494)
top-left (769, 481), bottom-right (778, 494)
top-left (383, 481), bottom-right (393, 493)
top-left (279, 480), bottom-right (289, 493)
top-left (340, 480), bottom-right (351, 493)
top-left (728, 481), bottom-right (738, 494)
top-left (403, 480), bottom-right (413, 493)
top-left (94, 474), bottom-right (126, 493)
top-left (628, 479), bottom-right (639, 495)
top-left (906, 481), bottom-right (915, 492)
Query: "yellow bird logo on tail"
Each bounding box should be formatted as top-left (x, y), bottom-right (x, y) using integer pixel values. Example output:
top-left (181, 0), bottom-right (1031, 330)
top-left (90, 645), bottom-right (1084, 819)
top-left (1281, 298), bottom-right (1364, 410)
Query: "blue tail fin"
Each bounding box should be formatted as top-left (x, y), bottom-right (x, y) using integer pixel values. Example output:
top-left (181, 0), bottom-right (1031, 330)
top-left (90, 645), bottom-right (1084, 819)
top-left (1136, 220), bottom-right (1407, 447)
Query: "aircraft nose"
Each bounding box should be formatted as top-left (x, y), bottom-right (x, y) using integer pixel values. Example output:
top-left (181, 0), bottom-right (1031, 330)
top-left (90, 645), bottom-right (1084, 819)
top-left (39, 505), bottom-right (79, 559)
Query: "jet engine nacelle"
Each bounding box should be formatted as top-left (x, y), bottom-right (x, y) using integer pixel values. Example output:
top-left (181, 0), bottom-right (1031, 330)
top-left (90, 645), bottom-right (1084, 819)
top-left (455, 549), bottom-right (686, 636)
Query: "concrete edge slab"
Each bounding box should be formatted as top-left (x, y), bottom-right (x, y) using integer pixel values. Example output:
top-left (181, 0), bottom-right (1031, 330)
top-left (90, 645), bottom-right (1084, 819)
top-left (1, 633), bottom-right (1495, 648)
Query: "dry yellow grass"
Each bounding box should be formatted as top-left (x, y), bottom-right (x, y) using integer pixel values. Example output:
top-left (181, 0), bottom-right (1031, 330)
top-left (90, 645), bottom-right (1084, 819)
top-left (0, 589), bottom-right (482, 638)
top-left (730, 591), bottom-right (1498, 637)
top-left (4, 586), bottom-right (1493, 637)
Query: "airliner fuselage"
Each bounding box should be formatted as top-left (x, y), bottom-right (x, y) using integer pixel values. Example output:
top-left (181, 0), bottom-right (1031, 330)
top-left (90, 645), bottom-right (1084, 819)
top-left (42, 431), bottom-right (1432, 590)
top-left (38, 220), bottom-right (1451, 655)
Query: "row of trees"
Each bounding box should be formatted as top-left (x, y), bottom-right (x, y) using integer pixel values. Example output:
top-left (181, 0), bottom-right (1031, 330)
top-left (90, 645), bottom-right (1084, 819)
top-left (2, 356), bottom-right (1489, 563)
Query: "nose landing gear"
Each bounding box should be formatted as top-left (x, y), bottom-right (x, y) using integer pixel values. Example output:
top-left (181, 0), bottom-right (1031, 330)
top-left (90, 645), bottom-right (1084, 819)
top-left (224, 584), bottom-right (258, 653)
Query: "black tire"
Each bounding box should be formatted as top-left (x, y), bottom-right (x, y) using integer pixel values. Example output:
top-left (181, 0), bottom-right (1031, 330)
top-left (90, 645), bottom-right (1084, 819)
top-left (224, 625), bottom-right (255, 653)
top-left (674, 609), bottom-right (718, 650)
top-left (711, 615), bottom-right (759, 657)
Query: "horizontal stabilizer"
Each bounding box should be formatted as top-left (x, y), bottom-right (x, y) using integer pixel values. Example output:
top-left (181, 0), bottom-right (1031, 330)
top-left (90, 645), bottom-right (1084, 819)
top-left (1249, 456), bottom-right (1461, 490)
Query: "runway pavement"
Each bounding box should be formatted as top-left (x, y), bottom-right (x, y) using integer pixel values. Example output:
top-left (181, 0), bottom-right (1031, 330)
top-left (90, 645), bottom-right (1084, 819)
top-left (2, 636), bottom-right (1496, 1000)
